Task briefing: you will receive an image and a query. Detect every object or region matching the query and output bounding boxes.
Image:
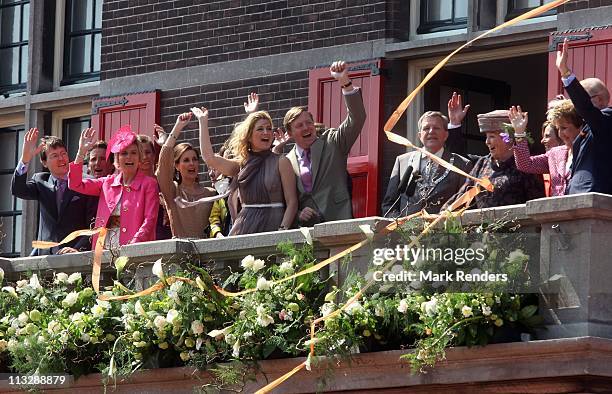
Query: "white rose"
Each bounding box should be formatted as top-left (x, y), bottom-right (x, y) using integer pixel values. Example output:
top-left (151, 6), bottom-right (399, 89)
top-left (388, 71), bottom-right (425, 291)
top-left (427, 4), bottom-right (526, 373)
top-left (423, 299), bottom-right (438, 317)
top-left (67, 272), bottom-right (82, 284)
top-left (251, 259), bottom-right (265, 272)
top-left (191, 320), bottom-right (204, 335)
top-left (2, 286), bottom-right (17, 298)
top-left (461, 305), bottom-right (473, 318)
top-left (39, 296), bottom-right (49, 306)
top-left (241, 255), bottom-right (255, 269)
top-left (47, 320), bottom-right (62, 334)
top-left (256, 314), bottom-right (274, 327)
top-left (16, 279), bottom-right (27, 290)
top-left (345, 301), bottom-right (363, 315)
top-left (279, 261), bottom-right (293, 274)
top-left (397, 299), bottom-right (409, 314)
top-left (17, 312), bottom-right (29, 325)
top-left (54, 272), bottom-right (69, 284)
top-left (482, 305), bottom-right (492, 316)
top-left (153, 316), bottom-right (167, 330)
top-left (134, 300), bottom-right (146, 316)
top-left (91, 304), bottom-right (106, 318)
top-left (62, 292), bottom-right (79, 308)
top-left (29, 274), bottom-right (43, 292)
top-left (256, 277), bottom-right (272, 291)
top-left (152, 258), bottom-right (165, 280)
top-left (70, 312), bottom-right (84, 322)
top-left (166, 309), bottom-right (179, 325)
top-left (80, 333), bottom-right (91, 343)
top-left (0, 267), bottom-right (4, 285)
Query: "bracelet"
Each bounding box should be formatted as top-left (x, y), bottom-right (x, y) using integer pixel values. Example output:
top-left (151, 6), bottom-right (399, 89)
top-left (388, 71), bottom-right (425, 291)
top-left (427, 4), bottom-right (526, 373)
top-left (341, 81), bottom-right (353, 89)
top-left (514, 132), bottom-right (527, 138)
top-left (561, 69), bottom-right (572, 78)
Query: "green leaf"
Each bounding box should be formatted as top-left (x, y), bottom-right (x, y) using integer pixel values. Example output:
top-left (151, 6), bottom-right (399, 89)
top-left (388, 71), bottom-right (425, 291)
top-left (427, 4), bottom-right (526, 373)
top-left (520, 305), bottom-right (538, 320)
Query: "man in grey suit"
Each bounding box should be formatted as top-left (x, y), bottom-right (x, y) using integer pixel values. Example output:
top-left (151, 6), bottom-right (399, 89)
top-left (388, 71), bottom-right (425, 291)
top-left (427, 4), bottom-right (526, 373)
top-left (284, 60), bottom-right (366, 227)
top-left (382, 95), bottom-right (472, 217)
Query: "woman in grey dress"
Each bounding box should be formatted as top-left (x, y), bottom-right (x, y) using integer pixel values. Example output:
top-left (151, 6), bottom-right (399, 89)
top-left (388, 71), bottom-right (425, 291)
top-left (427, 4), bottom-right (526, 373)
top-left (192, 107), bottom-right (297, 235)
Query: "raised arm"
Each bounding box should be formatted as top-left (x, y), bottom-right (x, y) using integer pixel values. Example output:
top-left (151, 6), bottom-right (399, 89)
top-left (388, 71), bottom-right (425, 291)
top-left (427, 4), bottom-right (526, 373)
top-left (325, 61), bottom-right (367, 154)
top-left (68, 128), bottom-right (104, 196)
top-left (192, 106), bottom-right (240, 177)
top-left (278, 156), bottom-right (298, 229)
top-left (11, 128), bottom-right (44, 200)
top-left (508, 105), bottom-right (550, 174)
top-left (155, 114), bottom-right (191, 200)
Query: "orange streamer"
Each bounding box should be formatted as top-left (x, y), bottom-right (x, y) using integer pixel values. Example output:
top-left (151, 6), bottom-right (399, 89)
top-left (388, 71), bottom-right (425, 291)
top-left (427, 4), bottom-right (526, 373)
top-left (32, 228), bottom-right (102, 249)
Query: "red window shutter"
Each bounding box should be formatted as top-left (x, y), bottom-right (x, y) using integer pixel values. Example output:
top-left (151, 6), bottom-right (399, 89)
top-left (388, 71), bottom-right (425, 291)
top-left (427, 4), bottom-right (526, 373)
top-left (308, 60), bottom-right (383, 218)
top-left (548, 27), bottom-right (612, 100)
top-left (91, 91), bottom-right (160, 141)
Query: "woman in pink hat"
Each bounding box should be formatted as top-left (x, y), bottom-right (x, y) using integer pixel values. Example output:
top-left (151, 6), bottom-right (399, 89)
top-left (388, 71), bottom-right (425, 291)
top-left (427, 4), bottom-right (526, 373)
top-left (68, 126), bottom-right (159, 249)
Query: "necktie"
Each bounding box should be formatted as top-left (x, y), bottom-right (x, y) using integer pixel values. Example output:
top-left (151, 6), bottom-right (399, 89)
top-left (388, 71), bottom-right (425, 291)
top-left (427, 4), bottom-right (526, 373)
top-left (300, 149), bottom-right (313, 193)
top-left (56, 179), bottom-right (67, 213)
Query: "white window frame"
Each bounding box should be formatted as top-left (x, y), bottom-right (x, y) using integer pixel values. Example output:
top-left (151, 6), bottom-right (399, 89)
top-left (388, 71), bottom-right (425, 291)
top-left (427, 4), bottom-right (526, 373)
top-left (409, 0), bottom-right (469, 40)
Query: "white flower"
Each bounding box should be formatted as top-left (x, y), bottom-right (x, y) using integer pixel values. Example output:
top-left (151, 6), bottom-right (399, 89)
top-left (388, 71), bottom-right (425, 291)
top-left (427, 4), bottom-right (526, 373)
top-left (345, 301), bottom-right (363, 315)
top-left (321, 303), bottom-right (335, 317)
top-left (195, 276), bottom-right (206, 291)
top-left (166, 309), bottom-right (179, 324)
top-left (80, 333), bottom-right (91, 342)
top-left (482, 305), bottom-right (492, 316)
top-left (374, 305), bottom-right (385, 317)
top-left (279, 261), bottom-right (293, 274)
top-left (256, 305), bottom-right (274, 327)
top-left (196, 338), bottom-right (204, 351)
top-left (191, 320), bottom-right (204, 335)
top-left (152, 258), bottom-right (164, 280)
top-left (134, 300), bottom-right (146, 316)
top-left (91, 304), bottom-right (106, 318)
top-left (241, 255), bottom-right (255, 269)
top-left (47, 320), bottom-right (62, 334)
top-left (17, 312), bottom-right (29, 325)
top-left (397, 299), bottom-right (409, 314)
top-left (461, 305), bottom-right (473, 318)
top-left (169, 281), bottom-right (183, 292)
top-left (153, 316), bottom-right (168, 330)
top-left (507, 249), bottom-right (528, 264)
top-left (54, 272), bottom-right (69, 284)
top-left (423, 299), bottom-right (438, 317)
top-left (67, 272), bottom-right (82, 284)
top-left (16, 279), bottom-right (27, 290)
top-left (39, 296), bottom-right (49, 306)
top-left (2, 286), bottom-right (17, 298)
top-left (29, 274), bottom-right (43, 292)
top-left (251, 259), bottom-right (265, 272)
top-left (114, 256), bottom-right (129, 276)
top-left (0, 267), bottom-right (4, 285)
top-left (232, 339), bottom-right (241, 358)
top-left (70, 312), bottom-right (84, 322)
top-left (62, 292), bottom-right (79, 308)
top-left (208, 326), bottom-right (231, 339)
top-left (256, 277), bottom-right (272, 291)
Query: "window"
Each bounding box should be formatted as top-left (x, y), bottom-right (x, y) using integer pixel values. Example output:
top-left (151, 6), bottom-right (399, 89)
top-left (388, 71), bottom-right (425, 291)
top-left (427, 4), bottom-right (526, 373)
top-left (62, 0), bottom-right (102, 85)
top-left (0, 0), bottom-right (29, 95)
top-left (507, 0), bottom-right (555, 20)
top-left (0, 126), bottom-right (25, 257)
top-left (62, 116), bottom-right (91, 160)
top-left (418, 0), bottom-right (468, 34)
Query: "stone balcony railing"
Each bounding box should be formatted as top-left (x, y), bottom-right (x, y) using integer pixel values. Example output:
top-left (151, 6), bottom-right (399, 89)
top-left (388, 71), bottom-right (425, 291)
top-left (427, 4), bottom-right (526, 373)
top-left (2, 193), bottom-right (612, 392)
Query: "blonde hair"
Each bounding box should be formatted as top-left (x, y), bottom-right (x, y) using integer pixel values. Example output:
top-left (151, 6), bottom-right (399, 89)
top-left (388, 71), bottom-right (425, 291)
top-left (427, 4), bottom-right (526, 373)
top-left (546, 99), bottom-right (583, 128)
top-left (227, 111), bottom-right (273, 165)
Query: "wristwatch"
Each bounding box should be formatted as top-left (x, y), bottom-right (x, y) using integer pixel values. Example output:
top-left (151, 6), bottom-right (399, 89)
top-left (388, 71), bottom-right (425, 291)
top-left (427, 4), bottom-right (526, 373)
top-left (561, 69), bottom-right (572, 78)
top-left (341, 81), bottom-right (353, 89)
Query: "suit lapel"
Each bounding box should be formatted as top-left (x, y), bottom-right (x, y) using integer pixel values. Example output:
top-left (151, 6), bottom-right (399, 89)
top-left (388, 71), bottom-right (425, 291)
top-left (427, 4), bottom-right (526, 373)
top-left (288, 147), bottom-right (304, 193)
top-left (310, 138), bottom-right (324, 188)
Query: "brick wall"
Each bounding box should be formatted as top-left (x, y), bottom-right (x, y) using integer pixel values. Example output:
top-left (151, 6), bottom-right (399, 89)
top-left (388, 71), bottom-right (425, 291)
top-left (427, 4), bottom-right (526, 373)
top-left (101, 0), bottom-right (386, 80)
top-left (159, 70), bottom-right (308, 178)
top-left (558, 0), bottom-right (612, 12)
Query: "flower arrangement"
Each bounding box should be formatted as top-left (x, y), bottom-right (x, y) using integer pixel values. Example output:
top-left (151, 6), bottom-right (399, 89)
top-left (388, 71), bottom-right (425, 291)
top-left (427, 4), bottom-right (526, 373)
top-left (0, 220), bottom-right (542, 388)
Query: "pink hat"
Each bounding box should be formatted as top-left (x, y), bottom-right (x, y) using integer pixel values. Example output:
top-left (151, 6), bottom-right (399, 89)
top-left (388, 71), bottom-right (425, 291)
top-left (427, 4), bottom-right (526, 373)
top-left (106, 125), bottom-right (137, 159)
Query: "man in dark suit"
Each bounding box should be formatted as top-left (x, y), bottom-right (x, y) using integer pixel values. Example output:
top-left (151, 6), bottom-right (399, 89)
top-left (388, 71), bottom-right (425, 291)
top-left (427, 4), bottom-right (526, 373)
top-left (556, 38), bottom-right (612, 195)
top-left (11, 128), bottom-right (95, 256)
top-left (382, 104), bottom-right (473, 217)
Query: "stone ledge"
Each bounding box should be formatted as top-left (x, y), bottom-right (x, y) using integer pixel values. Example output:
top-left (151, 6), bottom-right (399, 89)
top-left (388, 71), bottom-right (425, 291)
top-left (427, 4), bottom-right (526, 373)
top-left (526, 193), bottom-right (612, 222)
top-left (1, 337), bottom-right (609, 393)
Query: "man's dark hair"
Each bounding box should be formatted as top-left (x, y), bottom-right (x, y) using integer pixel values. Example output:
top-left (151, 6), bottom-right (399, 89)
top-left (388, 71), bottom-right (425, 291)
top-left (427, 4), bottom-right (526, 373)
top-left (40, 136), bottom-right (66, 162)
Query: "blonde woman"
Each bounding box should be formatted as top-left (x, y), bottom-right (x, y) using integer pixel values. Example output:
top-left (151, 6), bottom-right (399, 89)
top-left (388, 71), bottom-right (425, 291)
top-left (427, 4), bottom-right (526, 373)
top-left (193, 107), bottom-right (297, 235)
top-left (155, 113), bottom-right (216, 238)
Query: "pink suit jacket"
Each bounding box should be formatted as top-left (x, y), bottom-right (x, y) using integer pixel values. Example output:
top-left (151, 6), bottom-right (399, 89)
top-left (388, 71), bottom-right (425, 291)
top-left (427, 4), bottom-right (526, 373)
top-left (68, 162), bottom-right (159, 248)
top-left (514, 141), bottom-right (569, 197)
